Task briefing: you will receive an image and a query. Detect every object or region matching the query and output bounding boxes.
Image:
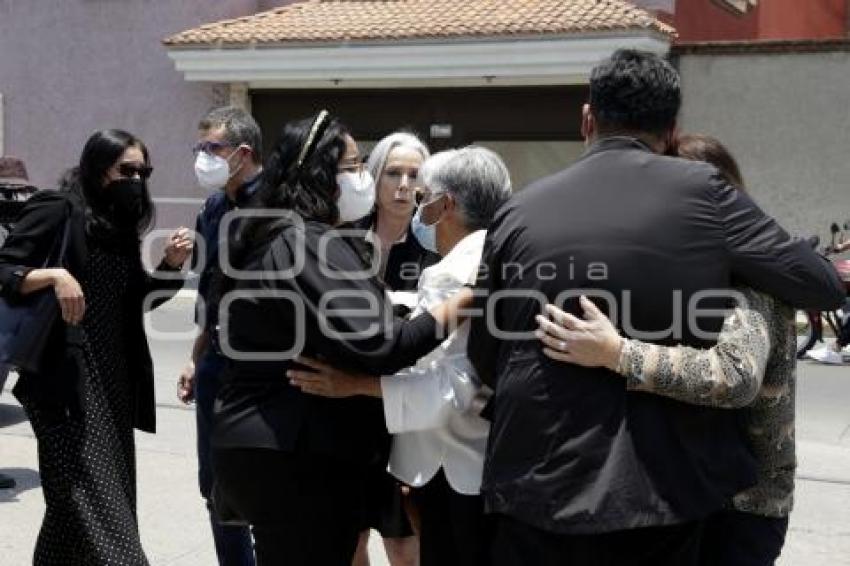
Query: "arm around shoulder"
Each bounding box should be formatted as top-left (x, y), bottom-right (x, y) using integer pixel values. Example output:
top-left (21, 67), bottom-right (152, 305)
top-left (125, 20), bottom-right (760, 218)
top-left (716, 181), bottom-right (845, 310)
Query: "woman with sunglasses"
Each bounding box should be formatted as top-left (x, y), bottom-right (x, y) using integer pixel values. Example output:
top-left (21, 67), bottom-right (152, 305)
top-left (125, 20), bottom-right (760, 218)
top-left (0, 129), bottom-right (192, 565)
top-left (209, 112), bottom-right (472, 566)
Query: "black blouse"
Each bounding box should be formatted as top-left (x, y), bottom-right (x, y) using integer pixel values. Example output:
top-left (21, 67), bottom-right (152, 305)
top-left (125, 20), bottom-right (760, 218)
top-left (212, 219), bottom-right (443, 465)
top-left (350, 212), bottom-right (440, 293)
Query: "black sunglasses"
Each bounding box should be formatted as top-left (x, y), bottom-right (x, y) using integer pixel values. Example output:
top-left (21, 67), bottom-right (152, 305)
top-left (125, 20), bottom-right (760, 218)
top-left (118, 163), bottom-right (154, 180)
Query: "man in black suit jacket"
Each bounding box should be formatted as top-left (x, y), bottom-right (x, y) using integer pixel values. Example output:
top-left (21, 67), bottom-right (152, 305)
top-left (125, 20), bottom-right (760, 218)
top-left (468, 50), bottom-right (845, 565)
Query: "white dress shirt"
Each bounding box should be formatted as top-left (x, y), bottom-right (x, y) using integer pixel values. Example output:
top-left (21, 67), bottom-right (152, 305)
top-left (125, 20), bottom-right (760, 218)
top-left (381, 230), bottom-right (491, 496)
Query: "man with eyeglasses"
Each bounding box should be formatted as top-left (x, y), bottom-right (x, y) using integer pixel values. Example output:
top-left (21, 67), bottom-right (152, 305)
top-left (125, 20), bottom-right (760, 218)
top-left (177, 106), bottom-right (263, 566)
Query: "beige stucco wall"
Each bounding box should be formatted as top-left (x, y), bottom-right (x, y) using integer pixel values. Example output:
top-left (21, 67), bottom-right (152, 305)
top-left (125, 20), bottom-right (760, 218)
top-left (0, 1), bottom-right (296, 232)
top-left (678, 49), bottom-right (850, 243)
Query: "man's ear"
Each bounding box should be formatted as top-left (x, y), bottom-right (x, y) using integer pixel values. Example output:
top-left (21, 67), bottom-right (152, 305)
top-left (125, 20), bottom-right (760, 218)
top-left (443, 193), bottom-right (456, 214)
top-left (581, 104), bottom-right (595, 144)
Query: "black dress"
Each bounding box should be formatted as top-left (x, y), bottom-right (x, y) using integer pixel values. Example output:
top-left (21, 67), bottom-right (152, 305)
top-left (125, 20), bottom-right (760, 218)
top-left (350, 216), bottom-right (440, 539)
top-left (19, 243), bottom-right (149, 566)
top-left (0, 190), bottom-right (183, 565)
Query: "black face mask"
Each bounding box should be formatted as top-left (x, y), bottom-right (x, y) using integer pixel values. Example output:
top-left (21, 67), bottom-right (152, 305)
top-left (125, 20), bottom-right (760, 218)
top-left (103, 178), bottom-right (146, 228)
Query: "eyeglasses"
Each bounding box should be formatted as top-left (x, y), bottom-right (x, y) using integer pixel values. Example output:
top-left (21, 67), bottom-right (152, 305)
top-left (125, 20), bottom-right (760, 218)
top-left (118, 163), bottom-right (154, 180)
top-left (414, 188), bottom-right (445, 207)
top-left (192, 141), bottom-right (230, 156)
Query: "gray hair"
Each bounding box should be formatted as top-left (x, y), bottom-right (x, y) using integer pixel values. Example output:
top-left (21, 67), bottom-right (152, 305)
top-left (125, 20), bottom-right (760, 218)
top-left (420, 146), bottom-right (512, 231)
top-left (365, 132), bottom-right (430, 184)
top-left (198, 106), bottom-right (263, 164)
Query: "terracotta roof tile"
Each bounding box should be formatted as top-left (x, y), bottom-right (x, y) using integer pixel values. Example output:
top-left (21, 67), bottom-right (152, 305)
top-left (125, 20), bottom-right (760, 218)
top-left (164, 0), bottom-right (675, 47)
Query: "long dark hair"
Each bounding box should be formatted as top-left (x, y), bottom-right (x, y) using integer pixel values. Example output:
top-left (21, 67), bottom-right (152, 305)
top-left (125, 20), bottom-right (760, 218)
top-left (60, 129), bottom-right (155, 244)
top-left (236, 112), bottom-right (349, 260)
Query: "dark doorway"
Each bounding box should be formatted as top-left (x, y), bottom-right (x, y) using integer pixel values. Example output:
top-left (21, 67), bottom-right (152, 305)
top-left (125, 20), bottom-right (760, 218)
top-left (252, 86), bottom-right (589, 187)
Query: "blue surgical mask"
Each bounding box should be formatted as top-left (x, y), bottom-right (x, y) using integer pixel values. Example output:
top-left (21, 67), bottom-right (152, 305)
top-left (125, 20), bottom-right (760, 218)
top-left (411, 207), bottom-right (438, 254)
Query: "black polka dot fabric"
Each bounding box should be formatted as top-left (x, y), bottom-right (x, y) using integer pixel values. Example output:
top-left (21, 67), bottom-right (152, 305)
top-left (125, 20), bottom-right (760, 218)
top-left (21, 245), bottom-right (150, 565)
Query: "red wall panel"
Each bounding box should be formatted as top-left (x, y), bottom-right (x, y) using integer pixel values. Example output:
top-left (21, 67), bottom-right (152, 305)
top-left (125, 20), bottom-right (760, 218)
top-left (758, 0), bottom-right (847, 40)
top-left (673, 1), bottom-right (759, 42)
top-left (673, 0), bottom-right (847, 42)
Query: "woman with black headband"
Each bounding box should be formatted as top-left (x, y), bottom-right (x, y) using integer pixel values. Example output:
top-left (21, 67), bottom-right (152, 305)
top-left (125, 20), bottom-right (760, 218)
top-left (209, 111), bottom-right (472, 566)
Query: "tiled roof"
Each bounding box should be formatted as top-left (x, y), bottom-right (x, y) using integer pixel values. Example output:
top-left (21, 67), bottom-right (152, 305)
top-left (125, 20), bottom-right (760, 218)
top-left (164, 0), bottom-right (676, 47)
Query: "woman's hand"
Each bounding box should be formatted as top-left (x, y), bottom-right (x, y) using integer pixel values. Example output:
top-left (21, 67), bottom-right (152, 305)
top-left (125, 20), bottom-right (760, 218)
top-left (51, 268), bottom-right (86, 325)
top-left (19, 268), bottom-right (85, 323)
top-left (287, 356), bottom-right (381, 398)
top-left (163, 227), bottom-right (193, 269)
top-left (429, 286), bottom-right (474, 330)
top-left (535, 295), bottom-right (623, 371)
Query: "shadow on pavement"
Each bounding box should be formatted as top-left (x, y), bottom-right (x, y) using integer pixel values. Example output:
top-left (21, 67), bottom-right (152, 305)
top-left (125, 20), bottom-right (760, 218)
top-left (0, 401), bottom-right (27, 427)
top-left (0, 467), bottom-right (41, 503)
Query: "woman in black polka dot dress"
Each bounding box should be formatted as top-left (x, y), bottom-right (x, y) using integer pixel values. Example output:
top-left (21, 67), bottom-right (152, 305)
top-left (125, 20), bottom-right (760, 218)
top-left (0, 130), bottom-right (192, 565)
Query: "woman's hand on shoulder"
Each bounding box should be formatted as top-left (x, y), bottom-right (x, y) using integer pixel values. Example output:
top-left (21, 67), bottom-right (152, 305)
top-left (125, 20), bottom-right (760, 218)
top-left (535, 296), bottom-right (623, 371)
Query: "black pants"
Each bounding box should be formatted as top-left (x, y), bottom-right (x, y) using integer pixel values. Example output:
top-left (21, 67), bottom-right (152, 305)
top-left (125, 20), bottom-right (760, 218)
top-left (360, 466), bottom-right (415, 538)
top-left (196, 352), bottom-right (254, 566)
top-left (212, 448), bottom-right (365, 566)
top-left (412, 469), bottom-right (490, 566)
top-left (700, 510), bottom-right (789, 566)
top-left (490, 514), bottom-right (703, 566)
top-left (838, 298), bottom-right (850, 348)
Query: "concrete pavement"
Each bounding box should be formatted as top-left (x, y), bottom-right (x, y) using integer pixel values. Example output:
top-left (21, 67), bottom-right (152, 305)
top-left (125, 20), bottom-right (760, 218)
top-left (2, 298), bottom-right (850, 565)
top-left (0, 298), bottom-right (390, 566)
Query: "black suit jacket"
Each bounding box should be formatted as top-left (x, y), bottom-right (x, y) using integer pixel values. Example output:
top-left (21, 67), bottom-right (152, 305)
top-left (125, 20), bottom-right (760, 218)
top-left (468, 137), bottom-right (845, 534)
top-left (0, 190), bottom-right (184, 433)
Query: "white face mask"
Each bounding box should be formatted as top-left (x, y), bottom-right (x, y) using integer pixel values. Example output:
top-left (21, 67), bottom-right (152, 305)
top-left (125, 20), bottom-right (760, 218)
top-left (194, 148), bottom-right (242, 192)
top-left (336, 170), bottom-right (376, 223)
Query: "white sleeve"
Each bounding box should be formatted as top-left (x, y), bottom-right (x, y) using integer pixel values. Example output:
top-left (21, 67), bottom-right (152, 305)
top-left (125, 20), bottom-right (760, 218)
top-left (382, 262), bottom-right (481, 434)
top-left (410, 269), bottom-right (467, 317)
top-left (381, 340), bottom-right (478, 434)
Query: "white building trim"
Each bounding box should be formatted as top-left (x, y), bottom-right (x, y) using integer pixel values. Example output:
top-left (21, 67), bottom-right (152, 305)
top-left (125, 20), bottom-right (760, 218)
top-left (167, 34), bottom-right (670, 89)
